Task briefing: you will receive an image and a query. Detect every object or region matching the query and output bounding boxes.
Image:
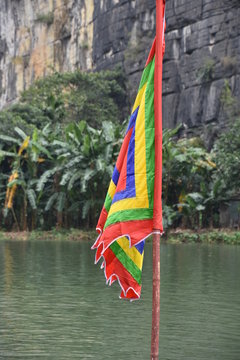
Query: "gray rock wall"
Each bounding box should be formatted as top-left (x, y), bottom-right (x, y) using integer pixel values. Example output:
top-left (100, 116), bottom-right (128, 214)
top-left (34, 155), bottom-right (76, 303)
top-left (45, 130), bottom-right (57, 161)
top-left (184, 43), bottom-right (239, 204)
top-left (0, 0), bottom-right (240, 134)
top-left (163, 0), bottom-right (240, 132)
top-left (92, 0), bottom-right (240, 134)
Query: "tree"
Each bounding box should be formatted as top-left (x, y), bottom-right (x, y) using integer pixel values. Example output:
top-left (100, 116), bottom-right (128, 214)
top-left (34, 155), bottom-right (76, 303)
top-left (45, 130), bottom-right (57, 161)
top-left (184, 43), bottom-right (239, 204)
top-left (212, 118), bottom-right (240, 200)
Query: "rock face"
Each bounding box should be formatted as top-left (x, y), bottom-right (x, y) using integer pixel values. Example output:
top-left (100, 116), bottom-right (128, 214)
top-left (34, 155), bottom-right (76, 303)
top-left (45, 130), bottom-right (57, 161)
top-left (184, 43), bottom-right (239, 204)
top-left (162, 0), bottom-right (240, 134)
top-left (0, 0), bottom-right (240, 133)
top-left (0, 0), bottom-right (94, 108)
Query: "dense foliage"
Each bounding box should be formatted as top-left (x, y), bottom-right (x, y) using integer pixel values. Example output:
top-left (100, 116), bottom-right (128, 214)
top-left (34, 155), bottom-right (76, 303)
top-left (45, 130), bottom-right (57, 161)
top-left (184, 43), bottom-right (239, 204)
top-left (212, 118), bottom-right (240, 199)
top-left (162, 127), bottom-right (216, 229)
top-left (0, 119), bottom-right (123, 230)
top-left (0, 69), bottom-right (239, 231)
top-left (0, 68), bottom-right (127, 134)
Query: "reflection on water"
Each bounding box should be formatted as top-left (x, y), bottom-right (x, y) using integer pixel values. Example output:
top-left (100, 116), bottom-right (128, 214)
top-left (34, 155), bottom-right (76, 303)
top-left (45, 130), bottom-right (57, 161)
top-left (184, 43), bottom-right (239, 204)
top-left (3, 244), bottom-right (13, 295)
top-left (0, 240), bottom-right (239, 360)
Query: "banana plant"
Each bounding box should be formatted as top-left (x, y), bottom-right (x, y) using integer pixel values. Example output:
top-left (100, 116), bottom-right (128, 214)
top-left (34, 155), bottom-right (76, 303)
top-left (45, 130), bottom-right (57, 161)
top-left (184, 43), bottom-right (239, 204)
top-left (2, 126), bottom-right (52, 230)
top-left (37, 119), bottom-right (122, 228)
top-left (162, 127), bottom-right (217, 229)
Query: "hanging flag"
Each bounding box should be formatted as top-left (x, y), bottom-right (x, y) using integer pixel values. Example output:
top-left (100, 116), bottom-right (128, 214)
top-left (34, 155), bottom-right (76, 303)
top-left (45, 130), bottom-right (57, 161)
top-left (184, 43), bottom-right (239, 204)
top-left (92, 4), bottom-right (166, 300)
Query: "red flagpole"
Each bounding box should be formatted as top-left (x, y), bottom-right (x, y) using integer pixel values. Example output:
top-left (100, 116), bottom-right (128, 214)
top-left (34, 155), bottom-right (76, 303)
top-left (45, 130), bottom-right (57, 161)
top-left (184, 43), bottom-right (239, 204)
top-left (151, 0), bottom-right (164, 359)
top-left (151, 233), bottom-right (161, 360)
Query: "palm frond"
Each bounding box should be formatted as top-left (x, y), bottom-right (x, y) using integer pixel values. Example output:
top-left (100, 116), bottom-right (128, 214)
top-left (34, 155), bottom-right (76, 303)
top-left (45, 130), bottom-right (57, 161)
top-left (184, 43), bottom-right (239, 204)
top-left (27, 189), bottom-right (37, 210)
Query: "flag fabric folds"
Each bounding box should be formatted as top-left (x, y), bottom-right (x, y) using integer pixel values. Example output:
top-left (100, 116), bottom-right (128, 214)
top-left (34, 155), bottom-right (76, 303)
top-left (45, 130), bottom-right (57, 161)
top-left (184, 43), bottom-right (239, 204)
top-left (92, 5), bottom-right (166, 300)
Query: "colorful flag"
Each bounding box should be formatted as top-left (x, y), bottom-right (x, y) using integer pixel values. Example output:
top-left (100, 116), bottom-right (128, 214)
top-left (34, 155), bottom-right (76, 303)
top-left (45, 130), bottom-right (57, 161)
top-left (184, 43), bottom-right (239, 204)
top-left (92, 4), bottom-right (166, 300)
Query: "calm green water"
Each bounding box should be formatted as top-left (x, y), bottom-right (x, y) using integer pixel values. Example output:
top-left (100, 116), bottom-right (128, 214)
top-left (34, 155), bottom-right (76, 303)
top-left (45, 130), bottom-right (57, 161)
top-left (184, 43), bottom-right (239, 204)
top-left (0, 240), bottom-right (239, 360)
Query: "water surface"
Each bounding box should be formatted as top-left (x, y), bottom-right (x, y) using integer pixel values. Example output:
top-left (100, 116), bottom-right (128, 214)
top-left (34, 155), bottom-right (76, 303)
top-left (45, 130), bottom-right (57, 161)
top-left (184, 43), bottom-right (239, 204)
top-left (0, 240), bottom-right (239, 359)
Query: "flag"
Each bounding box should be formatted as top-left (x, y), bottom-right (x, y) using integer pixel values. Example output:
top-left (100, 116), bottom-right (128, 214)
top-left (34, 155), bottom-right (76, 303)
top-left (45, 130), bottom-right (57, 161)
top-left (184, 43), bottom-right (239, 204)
top-left (92, 3), bottom-right (166, 300)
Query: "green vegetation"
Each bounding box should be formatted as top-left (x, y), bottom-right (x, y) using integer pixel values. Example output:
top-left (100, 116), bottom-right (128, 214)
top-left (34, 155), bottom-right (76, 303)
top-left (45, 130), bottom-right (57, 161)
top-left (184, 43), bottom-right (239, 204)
top-left (0, 229), bottom-right (95, 242)
top-left (0, 69), bottom-right (126, 231)
top-left (162, 119), bottom-right (240, 230)
top-left (1, 229), bottom-right (239, 245)
top-left (165, 230), bottom-right (240, 245)
top-left (212, 117), bottom-right (240, 198)
top-left (162, 127), bottom-right (217, 229)
top-left (197, 58), bottom-right (215, 82)
top-left (0, 68), bottom-right (239, 235)
top-left (0, 114), bottom-right (123, 231)
top-left (0, 68), bottom-right (126, 135)
top-left (35, 12), bottom-right (54, 26)
top-left (81, 41), bottom-right (89, 50)
top-left (220, 80), bottom-right (239, 118)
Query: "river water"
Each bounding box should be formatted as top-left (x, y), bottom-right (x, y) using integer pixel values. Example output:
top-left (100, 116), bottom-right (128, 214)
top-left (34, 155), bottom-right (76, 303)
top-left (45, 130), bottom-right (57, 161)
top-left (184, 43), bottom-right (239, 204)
top-left (0, 240), bottom-right (239, 360)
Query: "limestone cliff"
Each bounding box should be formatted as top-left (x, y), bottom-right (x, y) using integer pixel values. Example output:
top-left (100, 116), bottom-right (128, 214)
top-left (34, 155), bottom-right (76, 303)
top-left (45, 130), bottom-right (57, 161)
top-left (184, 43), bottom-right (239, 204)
top-left (0, 0), bottom-right (94, 108)
top-left (0, 0), bottom-right (240, 134)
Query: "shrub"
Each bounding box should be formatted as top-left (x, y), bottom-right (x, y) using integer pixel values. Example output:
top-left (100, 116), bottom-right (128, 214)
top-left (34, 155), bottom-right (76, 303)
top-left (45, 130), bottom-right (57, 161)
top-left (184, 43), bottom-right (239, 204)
top-left (197, 58), bottom-right (215, 82)
top-left (35, 12), bottom-right (54, 26)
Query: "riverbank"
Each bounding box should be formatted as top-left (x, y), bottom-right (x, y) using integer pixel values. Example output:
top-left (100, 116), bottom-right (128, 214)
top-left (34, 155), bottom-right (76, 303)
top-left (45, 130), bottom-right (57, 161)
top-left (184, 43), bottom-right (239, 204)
top-left (0, 229), bottom-right (96, 242)
top-left (0, 228), bottom-right (240, 245)
top-left (165, 229), bottom-right (240, 245)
